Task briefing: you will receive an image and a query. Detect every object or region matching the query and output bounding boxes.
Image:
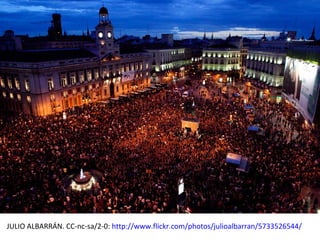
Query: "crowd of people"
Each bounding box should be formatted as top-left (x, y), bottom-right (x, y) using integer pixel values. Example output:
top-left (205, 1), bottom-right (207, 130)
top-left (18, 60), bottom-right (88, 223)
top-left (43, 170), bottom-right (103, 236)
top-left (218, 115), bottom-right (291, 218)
top-left (0, 79), bottom-right (319, 213)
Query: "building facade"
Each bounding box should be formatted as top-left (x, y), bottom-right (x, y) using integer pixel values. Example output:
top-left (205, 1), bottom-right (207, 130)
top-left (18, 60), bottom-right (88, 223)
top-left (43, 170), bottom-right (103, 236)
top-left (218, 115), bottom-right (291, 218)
top-left (202, 48), bottom-right (241, 72)
top-left (146, 48), bottom-right (192, 83)
top-left (244, 50), bottom-right (286, 87)
top-left (0, 6), bottom-right (151, 116)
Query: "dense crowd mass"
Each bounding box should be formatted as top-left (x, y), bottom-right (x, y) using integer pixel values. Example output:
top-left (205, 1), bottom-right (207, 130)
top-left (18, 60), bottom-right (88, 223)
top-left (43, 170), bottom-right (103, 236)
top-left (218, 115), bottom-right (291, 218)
top-left (0, 80), bottom-right (319, 213)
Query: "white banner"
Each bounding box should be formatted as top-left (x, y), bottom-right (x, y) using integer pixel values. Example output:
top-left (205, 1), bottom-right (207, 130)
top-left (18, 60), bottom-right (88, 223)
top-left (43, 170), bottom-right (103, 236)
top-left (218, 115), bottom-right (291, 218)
top-left (122, 71), bottom-right (135, 83)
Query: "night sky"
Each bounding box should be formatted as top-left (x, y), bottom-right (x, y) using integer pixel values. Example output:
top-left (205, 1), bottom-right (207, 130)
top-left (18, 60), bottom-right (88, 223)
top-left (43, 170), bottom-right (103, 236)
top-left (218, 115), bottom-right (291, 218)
top-left (1, 0), bottom-right (319, 39)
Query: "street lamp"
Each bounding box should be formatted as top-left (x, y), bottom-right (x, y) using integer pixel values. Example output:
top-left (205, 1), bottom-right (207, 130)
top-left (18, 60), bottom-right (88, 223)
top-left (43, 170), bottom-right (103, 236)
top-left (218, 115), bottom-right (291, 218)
top-left (62, 111), bottom-right (67, 120)
top-left (82, 91), bottom-right (91, 104)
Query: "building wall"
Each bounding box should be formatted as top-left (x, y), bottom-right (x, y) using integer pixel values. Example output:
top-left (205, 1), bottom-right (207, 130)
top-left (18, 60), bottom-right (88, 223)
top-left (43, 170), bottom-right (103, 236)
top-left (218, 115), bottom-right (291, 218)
top-left (245, 50), bottom-right (286, 87)
top-left (0, 53), bottom-right (150, 116)
top-left (202, 49), bottom-right (241, 72)
top-left (0, 6), bottom-right (153, 116)
top-left (146, 48), bottom-right (192, 73)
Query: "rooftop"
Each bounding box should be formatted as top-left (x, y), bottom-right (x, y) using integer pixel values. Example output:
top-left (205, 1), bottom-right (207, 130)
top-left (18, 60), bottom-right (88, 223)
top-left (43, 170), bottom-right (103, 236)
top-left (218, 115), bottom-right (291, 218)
top-left (0, 48), bottom-right (96, 62)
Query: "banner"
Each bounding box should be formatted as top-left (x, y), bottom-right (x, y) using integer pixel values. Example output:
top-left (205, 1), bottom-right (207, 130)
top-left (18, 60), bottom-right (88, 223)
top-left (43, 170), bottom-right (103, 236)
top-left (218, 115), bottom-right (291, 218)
top-left (122, 71), bottom-right (135, 83)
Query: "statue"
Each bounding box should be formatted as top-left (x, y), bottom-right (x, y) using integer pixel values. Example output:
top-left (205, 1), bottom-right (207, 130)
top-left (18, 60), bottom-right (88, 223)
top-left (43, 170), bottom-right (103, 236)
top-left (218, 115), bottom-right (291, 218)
top-left (80, 168), bottom-right (85, 179)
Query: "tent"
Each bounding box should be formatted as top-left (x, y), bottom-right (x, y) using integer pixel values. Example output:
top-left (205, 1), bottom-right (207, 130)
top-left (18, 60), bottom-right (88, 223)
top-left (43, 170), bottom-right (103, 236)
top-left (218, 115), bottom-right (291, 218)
top-left (226, 153), bottom-right (250, 173)
top-left (248, 125), bottom-right (265, 136)
top-left (236, 157), bottom-right (250, 173)
top-left (226, 152), bottom-right (242, 165)
top-left (248, 125), bottom-right (259, 131)
top-left (244, 104), bottom-right (254, 110)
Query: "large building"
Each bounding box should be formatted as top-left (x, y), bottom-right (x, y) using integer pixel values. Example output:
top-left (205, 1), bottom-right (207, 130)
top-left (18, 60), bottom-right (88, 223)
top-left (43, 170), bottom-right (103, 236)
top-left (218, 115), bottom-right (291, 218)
top-left (244, 50), bottom-right (286, 87)
top-left (146, 47), bottom-right (192, 83)
top-left (201, 43), bottom-right (242, 85)
top-left (0, 6), bottom-right (151, 116)
top-left (202, 47), bottom-right (241, 73)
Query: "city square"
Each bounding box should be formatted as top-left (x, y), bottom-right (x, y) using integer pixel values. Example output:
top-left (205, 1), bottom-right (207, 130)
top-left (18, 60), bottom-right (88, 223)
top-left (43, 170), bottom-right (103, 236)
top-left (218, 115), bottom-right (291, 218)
top-left (0, 77), bottom-right (319, 213)
top-left (0, 4), bottom-right (319, 215)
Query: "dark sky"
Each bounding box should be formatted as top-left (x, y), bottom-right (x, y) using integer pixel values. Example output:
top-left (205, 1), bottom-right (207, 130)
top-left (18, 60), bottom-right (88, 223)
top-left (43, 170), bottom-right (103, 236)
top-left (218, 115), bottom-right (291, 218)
top-left (1, 0), bottom-right (318, 39)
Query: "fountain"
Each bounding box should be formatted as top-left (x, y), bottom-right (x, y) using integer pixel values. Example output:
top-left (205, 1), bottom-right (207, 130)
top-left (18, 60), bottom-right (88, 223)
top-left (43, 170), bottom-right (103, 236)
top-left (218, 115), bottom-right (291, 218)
top-left (70, 168), bottom-right (96, 191)
top-left (181, 98), bottom-right (200, 134)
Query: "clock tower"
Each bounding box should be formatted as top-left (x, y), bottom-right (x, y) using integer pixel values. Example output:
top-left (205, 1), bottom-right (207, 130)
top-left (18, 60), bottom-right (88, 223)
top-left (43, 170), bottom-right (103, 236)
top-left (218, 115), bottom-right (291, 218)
top-left (95, 6), bottom-right (119, 58)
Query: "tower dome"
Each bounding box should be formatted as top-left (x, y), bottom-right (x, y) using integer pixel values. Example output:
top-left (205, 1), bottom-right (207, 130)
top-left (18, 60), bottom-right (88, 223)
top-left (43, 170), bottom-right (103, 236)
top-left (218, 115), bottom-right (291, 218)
top-left (99, 6), bottom-right (108, 16)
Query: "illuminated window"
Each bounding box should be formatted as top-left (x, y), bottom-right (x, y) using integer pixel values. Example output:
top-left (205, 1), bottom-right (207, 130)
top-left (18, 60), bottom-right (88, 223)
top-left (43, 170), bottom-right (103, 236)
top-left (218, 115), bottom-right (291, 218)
top-left (27, 95), bottom-right (31, 103)
top-left (25, 79), bottom-right (30, 92)
top-left (0, 76), bottom-right (5, 88)
top-left (94, 70), bottom-right (99, 79)
top-left (17, 94), bottom-right (21, 101)
top-left (48, 78), bottom-right (54, 91)
top-left (79, 72), bottom-right (85, 83)
top-left (7, 78), bottom-right (13, 89)
top-left (2, 92), bottom-right (7, 98)
top-left (70, 73), bottom-right (76, 85)
top-left (60, 74), bottom-right (67, 87)
top-left (14, 77), bottom-right (20, 90)
top-left (87, 70), bottom-right (92, 81)
top-left (50, 94), bottom-right (55, 101)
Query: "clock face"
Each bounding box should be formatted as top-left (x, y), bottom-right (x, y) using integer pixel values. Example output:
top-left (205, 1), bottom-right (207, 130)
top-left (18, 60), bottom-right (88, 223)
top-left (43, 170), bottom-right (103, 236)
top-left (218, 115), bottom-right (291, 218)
top-left (98, 31), bottom-right (104, 39)
top-left (107, 31), bottom-right (112, 39)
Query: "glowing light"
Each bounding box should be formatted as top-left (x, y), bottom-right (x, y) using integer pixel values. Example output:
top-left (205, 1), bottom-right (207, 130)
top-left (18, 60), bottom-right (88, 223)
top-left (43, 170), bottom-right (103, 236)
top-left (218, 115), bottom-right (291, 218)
top-left (70, 176), bottom-right (96, 191)
top-left (178, 178), bottom-right (184, 195)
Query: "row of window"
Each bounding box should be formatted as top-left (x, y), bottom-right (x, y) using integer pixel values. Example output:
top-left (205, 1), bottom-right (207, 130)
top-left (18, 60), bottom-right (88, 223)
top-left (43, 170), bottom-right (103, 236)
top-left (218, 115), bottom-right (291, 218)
top-left (203, 59), bottom-right (239, 65)
top-left (0, 76), bottom-right (30, 92)
top-left (1, 60), bottom-right (147, 91)
top-left (2, 91), bottom-right (31, 102)
top-left (246, 62), bottom-right (284, 75)
top-left (2, 78), bottom-right (149, 106)
top-left (203, 52), bottom-right (241, 58)
top-left (247, 54), bottom-right (285, 64)
top-left (245, 73), bottom-right (283, 87)
top-left (57, 71), bottom-right (147, 90)
top-left (202, 66), bottom-right (240, 71)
